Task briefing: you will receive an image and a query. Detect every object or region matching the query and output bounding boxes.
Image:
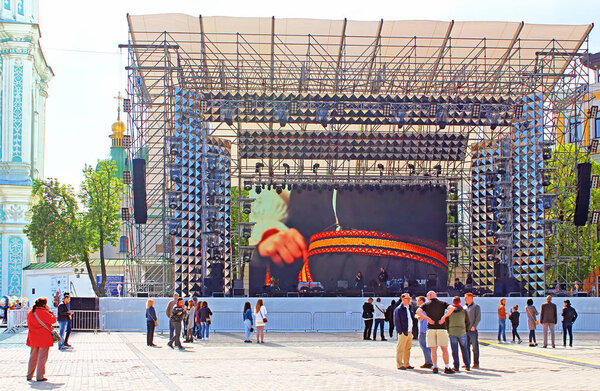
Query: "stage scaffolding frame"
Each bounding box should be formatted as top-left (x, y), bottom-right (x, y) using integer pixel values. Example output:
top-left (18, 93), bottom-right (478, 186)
top-left (121, 15), bottom-right (594, 296)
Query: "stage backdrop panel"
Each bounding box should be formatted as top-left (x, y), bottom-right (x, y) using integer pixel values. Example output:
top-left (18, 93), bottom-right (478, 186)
top-left (249, 186), bottom-right (448, 295)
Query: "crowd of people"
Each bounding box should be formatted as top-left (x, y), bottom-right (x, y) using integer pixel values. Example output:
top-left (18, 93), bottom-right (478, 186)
top-left (144, 294), bottom-right (270, 349)
top-left (362, 292), bottom-right (580, 374)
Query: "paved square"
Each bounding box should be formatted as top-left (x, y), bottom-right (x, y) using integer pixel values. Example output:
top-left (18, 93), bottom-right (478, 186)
top-left (0, 330), bottom-right (598, 390)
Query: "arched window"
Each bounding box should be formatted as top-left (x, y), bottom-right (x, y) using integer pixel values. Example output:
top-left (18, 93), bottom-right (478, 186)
top-left (119, 236), bottom-right (128, 253)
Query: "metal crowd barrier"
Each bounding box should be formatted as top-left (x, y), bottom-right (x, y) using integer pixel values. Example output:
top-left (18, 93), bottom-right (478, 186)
top-left (6, 308), bottom-right (28, 331)
top-left (71, 310), bottom-right (101, 332)
top-left (101, 310), bottom-right (365, 332)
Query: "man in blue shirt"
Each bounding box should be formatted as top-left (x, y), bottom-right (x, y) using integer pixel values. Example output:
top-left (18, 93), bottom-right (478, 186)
top-left (394, 293), bottom-right (415, 370)
top-left (415, 296), bottom-right (432, 368)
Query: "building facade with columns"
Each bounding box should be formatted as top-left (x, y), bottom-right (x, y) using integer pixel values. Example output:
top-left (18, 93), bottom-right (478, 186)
top-left (0, 0), bottom-right (52, 296)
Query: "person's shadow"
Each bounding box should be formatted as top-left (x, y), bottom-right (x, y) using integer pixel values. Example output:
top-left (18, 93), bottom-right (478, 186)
top-left (30, 381), bottom-right (65, 390)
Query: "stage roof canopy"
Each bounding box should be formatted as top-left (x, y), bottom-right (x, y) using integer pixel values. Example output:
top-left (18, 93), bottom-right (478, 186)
top-left (127, 14), bottom-right (593, 96)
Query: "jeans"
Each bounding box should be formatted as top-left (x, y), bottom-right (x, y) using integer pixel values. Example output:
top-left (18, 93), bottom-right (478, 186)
top-left (498, 319), bottom-right (506, 342)
top-left (511, 325), bottom-right (521, 342)
top-left (58, 320), bottom-right (69, 349)
top-left (449, 334), bottom-right (470, 370)
top-left (244, 319), bottom-right (252, 341)
top-left (418, 329), bottom-right (432, 364)
top-left (65, 321), bottom-right (72, 344)
top-left (563, 323), bottom-right (573, 346)
top-left (194, 323), bottom-right (201, 338)
top-left (466, 330), bottom-right (479, 366)
top-left (146, 320), bottom-right (155, 345)
top-left (529, 329), bottom-right (536, 344)
top-left (363, 319), bottom-right (373, 339)
top-left (201, 321), bottom-right (210, 339)
top-left (374, 319), bottom-right (385, 339)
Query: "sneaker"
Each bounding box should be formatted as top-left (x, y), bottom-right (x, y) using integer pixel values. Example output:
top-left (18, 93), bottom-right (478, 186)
top-left (244, 340), bottom-right (252, 343)
top-left (529, 343), bottom-right (535, 347)
top-left (444, 368), bottom-right (455, 374)
top-left (432, 367), bottom-right (439, 374)
top-left (381, 338), bottom-right (387, 341)
top-left (518, 340), bottom-right (522, 344)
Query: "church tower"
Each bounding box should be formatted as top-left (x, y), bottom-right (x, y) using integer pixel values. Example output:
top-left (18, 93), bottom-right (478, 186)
top-left (0, 0), bottom-right (52, 296)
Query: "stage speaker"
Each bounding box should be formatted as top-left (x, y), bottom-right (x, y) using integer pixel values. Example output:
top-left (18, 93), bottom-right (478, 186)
top-left (132, 158), bottom-right (148, 224)
top-left (574, 162), bottom-right (592, 226)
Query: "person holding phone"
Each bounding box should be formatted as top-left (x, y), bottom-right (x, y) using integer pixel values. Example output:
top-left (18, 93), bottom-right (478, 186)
top-left (57, 293), bottom-right (72, 350)
top-left (26, 297), bottom-right (56, 382)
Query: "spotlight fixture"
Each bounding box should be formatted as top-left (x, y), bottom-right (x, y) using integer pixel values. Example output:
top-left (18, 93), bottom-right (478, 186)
top-left (472, 103), bottom-right (480, 118)
top-left (590, 105), bottom-right (598, 120)
top-left (255, 162), bottom-right (265, 173)
top-left (244, 180), bottom-right (253, 191)
top-left (542, 147), bottom-right (552, 160)
top-left (223, 107), bottom-right (234, 126)
top-left (275, 184), bottom-right (283, 194)
top-left (590, 139), bottom-right (599, 154)
top-left (448, 181), bottom-right (458, 194)
top-left (488, 112), bottom-right (499, 130)
top-left (282, 163), bottom-right (290, 175)
top-left (317, 108), bottom-right (328, 128)
top-left (123, 98), bottom-right (131, 113)
top-left (433, 164), bottom-right (442, 176)
top-left (591, 211), bottom-right (600, 224)
top-left (255, 185), bottom-right (262, 194)
top-left (242, 202), bottom-right (252, 215)
top-left (437, 108), bottom-right (448, 129)
top-left (312, 163), bottom-right (320, 175)
top-left (592, 175), bottom-right (599, 189)
top-left (513, 104), bottom-right (523, 121)
top-left (407, 163), bottom-right (415, 176)
top-left (277, 106), bottom-right (288, 127)
top-left (394, 110), bottom-right (406, 129)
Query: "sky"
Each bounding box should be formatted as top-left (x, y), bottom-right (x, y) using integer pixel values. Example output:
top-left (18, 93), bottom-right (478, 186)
top-left (38, 0), bottom-right (600, 188)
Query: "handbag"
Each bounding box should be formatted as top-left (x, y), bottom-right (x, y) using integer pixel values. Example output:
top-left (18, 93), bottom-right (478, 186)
top-left (33, 310), bottom-right (62, 344)
top-left (206, 318), bottom-right (211, 325)
top-left (526, 307), bottom-right (539, 326)
top-left (260, 308), bottom-right (268, 323)
top-left (154, 320), bottom-right (158, 327)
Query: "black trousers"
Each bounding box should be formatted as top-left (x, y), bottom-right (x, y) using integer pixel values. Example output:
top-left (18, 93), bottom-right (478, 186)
top-left (363, 319), bottom-right (373, 339)
top-left (146, 320), bottom-right (155, 346)
top-left (388, 320), bottom-right (394, 337)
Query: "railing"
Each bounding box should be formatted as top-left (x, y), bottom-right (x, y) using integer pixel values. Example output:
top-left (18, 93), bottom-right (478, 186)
top-left (71, 310), bottom-right (101, 332)
top-left (6, 309), bottom-right (28, 331)
top-left (101, 310), bottom-right (365, 332)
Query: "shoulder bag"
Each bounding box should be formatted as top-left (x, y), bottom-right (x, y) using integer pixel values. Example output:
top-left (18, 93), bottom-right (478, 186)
top-left (526, 307), bottom-right (539, 326)
top-left (33, 310), bottom-right (62, 344)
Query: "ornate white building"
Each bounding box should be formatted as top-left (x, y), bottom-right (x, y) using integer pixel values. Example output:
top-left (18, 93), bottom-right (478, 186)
top-left (0, 0), bottom-right (52, 296)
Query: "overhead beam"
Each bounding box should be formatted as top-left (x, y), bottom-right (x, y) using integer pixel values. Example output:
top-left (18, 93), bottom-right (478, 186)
top-left (425, 20), bottom-right (454, 94)
top-left (335, 18), bottom-right (348, 92)
top-left (367, 19), bottom-right (384, 90)
top-left (489, 21), bottom-right (524, 93)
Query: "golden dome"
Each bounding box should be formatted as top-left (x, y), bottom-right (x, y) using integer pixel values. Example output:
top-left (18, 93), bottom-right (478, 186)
top-left (111, 120), bottom-right (125, 139)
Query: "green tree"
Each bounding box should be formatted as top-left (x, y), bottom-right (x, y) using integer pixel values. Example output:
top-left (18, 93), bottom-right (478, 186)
top-left (79, 160), bottom-right (125, 296)
top-left (25, 160), bottom-right (124, 297)
top-left (24, 179), bottom-right (81, 263)
top-left (544, 143), bottom-right (600, 285)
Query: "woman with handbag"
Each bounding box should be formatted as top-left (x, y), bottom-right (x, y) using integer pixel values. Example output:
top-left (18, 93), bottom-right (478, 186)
top-left (26, 297), bottom-right (57, 382)
top-left (185, 300), bottom-right (196, 343)
top-left (198, 301), bottom-right (213, 340)
top-left (146, 299), bottom-right (158, 347)
top-left (254, 299), bottom-right (267, 344)
top-left (243, 302), bottom-right (254, 343)
top-left (526, 298), bottom-right (539, 347)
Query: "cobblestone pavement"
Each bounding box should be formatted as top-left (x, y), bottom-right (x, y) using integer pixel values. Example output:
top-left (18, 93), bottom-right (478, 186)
top-left (0, 330), bottom-right (598, 390)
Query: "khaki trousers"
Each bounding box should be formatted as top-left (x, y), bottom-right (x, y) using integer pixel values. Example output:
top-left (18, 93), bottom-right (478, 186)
top-left (396, 332), bottom-right (412, 368)
top-left (27, 346), bottom-right (49, 381)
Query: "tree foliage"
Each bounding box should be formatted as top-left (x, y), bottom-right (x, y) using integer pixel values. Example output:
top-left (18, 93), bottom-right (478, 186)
top-left (544, 143), bottom-right (600, 285)
top-left (25, 160), bottom-right (124, 296)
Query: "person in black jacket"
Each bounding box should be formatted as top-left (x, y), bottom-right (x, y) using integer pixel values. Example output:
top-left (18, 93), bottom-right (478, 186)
top-left (57, 294), bottom-right (72, 351)
top-left (362, 298), bottom-right (374, 340)
top-left (562, 300), bottom-right (578, 347)
top-left (509, 305), bottom-right (522, 344)
top-left (167, 298), bottom-right (186, 350)
top-left (386, 300), bottom-right (396, 339)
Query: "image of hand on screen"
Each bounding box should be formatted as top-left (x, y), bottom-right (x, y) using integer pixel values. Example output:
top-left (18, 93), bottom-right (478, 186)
top-left (249, 189), bottom-right (306, 264)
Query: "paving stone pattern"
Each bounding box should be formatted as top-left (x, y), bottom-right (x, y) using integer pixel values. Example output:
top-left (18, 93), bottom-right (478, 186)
top-left (0, 330), bottom-right (598, 390)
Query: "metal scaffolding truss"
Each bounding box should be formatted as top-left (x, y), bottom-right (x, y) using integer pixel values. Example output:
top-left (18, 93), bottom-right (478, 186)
top-left (121, 14), bottom-right (594, 296)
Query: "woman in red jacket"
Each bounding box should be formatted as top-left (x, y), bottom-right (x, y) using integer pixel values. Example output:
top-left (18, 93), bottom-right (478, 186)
top-left (26, 297), bottom-right (56, 382)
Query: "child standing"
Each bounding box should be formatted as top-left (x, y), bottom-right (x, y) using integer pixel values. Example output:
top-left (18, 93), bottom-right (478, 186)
top-left (509, 305), bottom-right (522, 344)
